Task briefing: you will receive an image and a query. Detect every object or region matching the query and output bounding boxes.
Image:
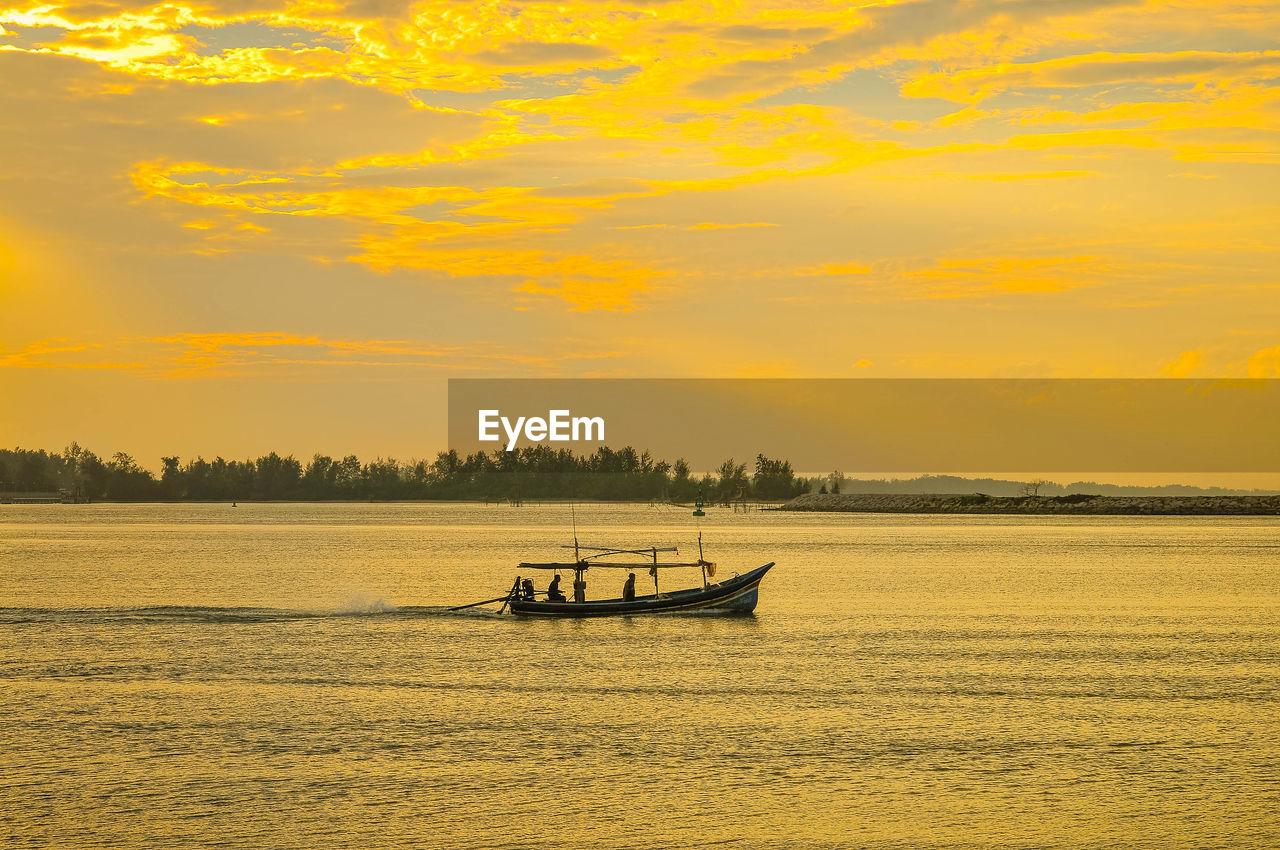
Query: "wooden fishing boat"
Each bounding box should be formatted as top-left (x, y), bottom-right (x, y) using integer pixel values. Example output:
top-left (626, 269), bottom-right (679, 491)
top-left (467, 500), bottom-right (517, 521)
top-left (499, 537), bottom-right (774, 618)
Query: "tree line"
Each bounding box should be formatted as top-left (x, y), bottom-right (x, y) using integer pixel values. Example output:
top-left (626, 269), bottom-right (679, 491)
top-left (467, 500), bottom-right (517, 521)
top-left (0, 443), bottom-right (811, 502)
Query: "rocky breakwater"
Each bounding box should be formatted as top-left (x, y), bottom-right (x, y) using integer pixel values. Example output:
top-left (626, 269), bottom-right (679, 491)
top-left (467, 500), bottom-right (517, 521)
top-left (780, 493), bottom-right (1280, 515)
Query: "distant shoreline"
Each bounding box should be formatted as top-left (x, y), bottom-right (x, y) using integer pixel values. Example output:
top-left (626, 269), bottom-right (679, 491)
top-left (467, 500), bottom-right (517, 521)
top-left (7, 495), bottom-right (1280, 515)
top-left (780, 493), bottom-right (1280, 515)
top-left (0, 498), bottom-right (736, 507)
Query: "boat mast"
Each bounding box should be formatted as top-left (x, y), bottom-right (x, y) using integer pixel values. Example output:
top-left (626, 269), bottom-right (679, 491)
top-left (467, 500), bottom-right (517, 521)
top-left (571, 501), bottom-right (579, 562)
top-left (699, 530), bottom-right (708, 588)
top-left (571, 501), bottom-right (585, 603)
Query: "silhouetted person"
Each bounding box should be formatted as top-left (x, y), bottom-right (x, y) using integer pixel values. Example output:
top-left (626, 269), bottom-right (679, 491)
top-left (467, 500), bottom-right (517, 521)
top-left (520, 578), bottom-right (535, 601)
top-left (547, 574), bottom-right (566, 602)
top-left (623, 572), bottom-right (636, 601)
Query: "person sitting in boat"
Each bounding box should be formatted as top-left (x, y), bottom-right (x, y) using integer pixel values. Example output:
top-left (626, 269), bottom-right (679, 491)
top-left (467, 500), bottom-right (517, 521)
top-left (520, 578), bottom-right (535, 601)
top-left (623, 572), bottom-right (636, 602)
top-left (546, 574), bottom-right (566, 602)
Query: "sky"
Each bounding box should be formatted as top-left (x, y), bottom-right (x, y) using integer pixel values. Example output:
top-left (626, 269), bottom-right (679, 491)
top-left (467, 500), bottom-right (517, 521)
top-left (1, 0), bottom-right (1278, 462)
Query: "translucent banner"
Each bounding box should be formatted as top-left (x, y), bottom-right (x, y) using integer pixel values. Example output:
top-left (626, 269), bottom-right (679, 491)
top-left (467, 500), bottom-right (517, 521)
top-left (448, 379), bottom-right (1280, 472)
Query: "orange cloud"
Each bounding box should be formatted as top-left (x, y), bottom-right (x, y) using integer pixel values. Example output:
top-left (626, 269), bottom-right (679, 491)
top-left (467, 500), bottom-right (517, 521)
top-left (150, 332), bottom-right (458, 374)
top-left (1160, 349), bottom-right (1204, 377)
top-left (0, 338), bottom-right (141, 370)
top-left (1246, 345), bottom-right (1280, 377)
top-left (796, 262), bottom-right (872, 276)
top-left (684, 222), bottom-right (778, 230)
top-left (901, 255), bottom-right (1108, 298)
top-left (0, 332), bottom-right (632, 377)
top-left (354, 242), bottom-right (659, 312)
top-left (903, 50), bottom-right (1280, 105)
top-left (6, 0), bottom-right (1280, 395)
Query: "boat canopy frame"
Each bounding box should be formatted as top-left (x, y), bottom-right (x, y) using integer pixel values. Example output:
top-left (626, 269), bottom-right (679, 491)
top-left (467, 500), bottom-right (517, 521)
top-left (518, 532), bottom-right (719, 603)
top-left (519, 544), bottom-right (711, 571)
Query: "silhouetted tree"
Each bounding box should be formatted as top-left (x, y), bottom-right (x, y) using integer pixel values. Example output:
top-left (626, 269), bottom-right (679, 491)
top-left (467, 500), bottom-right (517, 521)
top-left (1021, 478), bottom-right (1049, 497)
top-left (753, 453), bottom-right (804, 500)
top-left (1, 443), bottom-right (824, 503)
top-left (715, 458), bottom-right (749, 503)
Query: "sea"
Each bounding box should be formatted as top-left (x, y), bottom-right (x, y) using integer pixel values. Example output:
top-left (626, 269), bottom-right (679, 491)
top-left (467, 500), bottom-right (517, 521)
top-left (1, 503), bottom-right (1277, 848)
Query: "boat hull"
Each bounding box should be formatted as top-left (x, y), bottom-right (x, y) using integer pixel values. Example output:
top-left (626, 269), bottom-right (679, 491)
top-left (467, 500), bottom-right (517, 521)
top-left (508, 563), bottom-right (773, 617)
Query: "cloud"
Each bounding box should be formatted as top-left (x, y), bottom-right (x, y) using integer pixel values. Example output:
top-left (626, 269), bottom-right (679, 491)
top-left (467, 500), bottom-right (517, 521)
top-left (0, 338), bottom-right (141, 370)
top-left (900, 255), bottom-right (1108, 298)
top-left (903, 50), bottom-right (1280, 104)
top-left (687, 0), bottom-right (1142, 99)
top-left (352, 240), bottom-right (661, 312)
top-left (716, 25), bottom-right (831, 43)
top-left (152, 331), bottom-right (458, 373)
top-left (471, 41), bottom-right (613, 68)
top-left (1160, 349), bottom-right (1203, 377)
top-left (1246, 345), bottom-right (1280, 377)
top-left (534, 177), bottom-right (651, 198)
top-left (796, 262), bottom-right (872, 276)
top-left (1, 332), bottom-right (631, 376)
top-left (6, 0), bottom-right (1280, 400)
top-left (684, 221), bottom-right (778, 230)
top-left (512, 277), bottom-right (649, 312)
top-left (918, 170), bottom-right (1097, 181)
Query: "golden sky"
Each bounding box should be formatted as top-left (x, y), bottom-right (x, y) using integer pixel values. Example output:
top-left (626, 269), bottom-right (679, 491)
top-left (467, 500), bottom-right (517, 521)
top-left (2, 0), bottom-right (1278, 457)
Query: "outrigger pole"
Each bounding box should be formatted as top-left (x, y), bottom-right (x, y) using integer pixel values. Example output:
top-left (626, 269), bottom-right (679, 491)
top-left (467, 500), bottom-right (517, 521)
top-left (449, 577), bottom-right (520, 612)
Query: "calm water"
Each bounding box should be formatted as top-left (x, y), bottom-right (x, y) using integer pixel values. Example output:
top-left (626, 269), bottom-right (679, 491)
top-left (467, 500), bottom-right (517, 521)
top-left (2, 503), bottom-right (1278, 848)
